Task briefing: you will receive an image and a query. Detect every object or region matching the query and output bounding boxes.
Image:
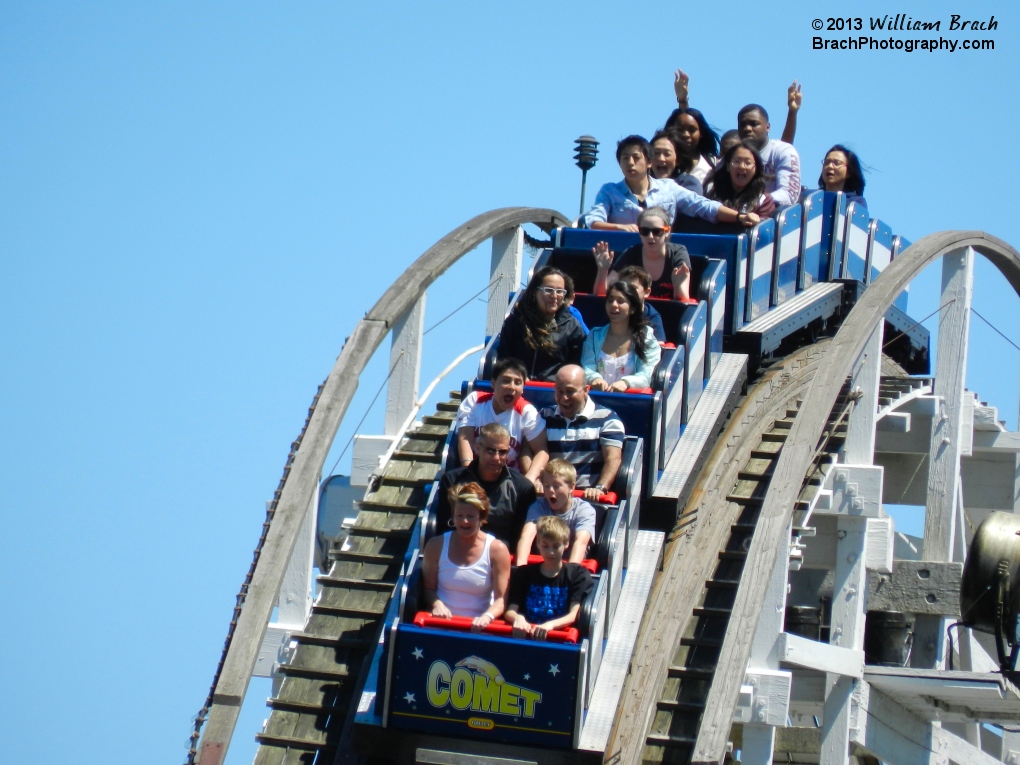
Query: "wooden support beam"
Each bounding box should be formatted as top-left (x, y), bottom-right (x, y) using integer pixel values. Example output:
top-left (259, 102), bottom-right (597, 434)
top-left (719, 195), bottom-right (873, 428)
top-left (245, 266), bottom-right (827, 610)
top-left (741, 525), bottom-right (793, 765)
top-left (866, 561), bottom-right (962, 615)
top-left (690, 232), bottom-right (1020, 765)
top-left (922, 247), bottom-right (973, 560)
top-left (852, 683), bottom-right (943, 765)
top-left (917, 247), bottom-right (973, 671)
top-left (821, 516), bottom-right (869, 765)
top-left (486, 226), bottom-right (523, 339)
top-left (778, 632), bottom-right (864, 678)
top-left (384, 294), bottom-right (425, 435)
top-left (844, 325), bottom-right (883, 464)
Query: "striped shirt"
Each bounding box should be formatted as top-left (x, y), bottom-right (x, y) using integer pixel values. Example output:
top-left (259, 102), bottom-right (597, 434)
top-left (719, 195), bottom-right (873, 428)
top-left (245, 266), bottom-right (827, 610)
top-left (540, 397), bottom-right (625, 488)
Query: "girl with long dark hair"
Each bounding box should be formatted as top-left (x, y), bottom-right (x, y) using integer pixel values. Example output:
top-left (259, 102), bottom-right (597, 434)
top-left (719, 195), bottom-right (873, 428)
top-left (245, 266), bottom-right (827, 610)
top-left (709, 141), bottom-right (776, 218)
top-left (818, 145), bottom-right (867, 209)
top-left (664, 107), bottom-right (719, 184)
top-left (581, 280), bottom-right (661, 392)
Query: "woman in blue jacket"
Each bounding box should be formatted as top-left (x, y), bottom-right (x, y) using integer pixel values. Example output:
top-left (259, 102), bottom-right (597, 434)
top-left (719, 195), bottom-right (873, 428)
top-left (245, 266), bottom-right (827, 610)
top-left (582, 280), bottom-right (661, 392)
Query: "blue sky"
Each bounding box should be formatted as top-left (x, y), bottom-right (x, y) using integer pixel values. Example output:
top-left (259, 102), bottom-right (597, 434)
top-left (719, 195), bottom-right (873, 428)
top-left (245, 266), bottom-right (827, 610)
top-left (1, 2), bottom-right (1016, 763)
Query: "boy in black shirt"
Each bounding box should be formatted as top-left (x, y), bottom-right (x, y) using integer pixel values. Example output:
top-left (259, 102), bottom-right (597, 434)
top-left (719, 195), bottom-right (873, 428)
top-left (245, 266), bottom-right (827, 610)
top-left (505, 516), bottom-right (593, 640)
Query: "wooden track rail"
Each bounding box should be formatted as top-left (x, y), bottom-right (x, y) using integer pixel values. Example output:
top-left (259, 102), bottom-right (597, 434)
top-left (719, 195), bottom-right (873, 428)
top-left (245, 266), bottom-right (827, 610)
top-left (252, 398), bottom-right (459, 764)
top-left (690, 231), bottom-right (1020, 765)
top-left (193, 208), bottom-right (569, 765)
top-left (607, 341), bottom-right (845, 765)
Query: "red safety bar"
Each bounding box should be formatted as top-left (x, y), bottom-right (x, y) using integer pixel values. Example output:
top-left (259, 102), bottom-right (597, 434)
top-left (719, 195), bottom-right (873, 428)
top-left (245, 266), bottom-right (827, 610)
top-left (572, 488), bottom-right (618, 504)
top-left (525, 554), bottom-right (598, 575)
top-left (412, 612), bottom-right (579, 643)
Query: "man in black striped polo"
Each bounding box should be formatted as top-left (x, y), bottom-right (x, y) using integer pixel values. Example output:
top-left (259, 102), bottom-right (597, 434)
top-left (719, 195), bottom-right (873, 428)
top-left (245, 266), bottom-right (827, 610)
top-left (540, 365), bottom-right (624, 501)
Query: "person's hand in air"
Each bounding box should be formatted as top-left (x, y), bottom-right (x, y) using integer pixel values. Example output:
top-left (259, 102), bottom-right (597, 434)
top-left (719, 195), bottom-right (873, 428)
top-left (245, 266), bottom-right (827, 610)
top-left (788, 80), bottom-right (803, 113)
top-left (593, 241), bottom-right (613, 271)
top-left (674, 68), bottom-right (690, 106)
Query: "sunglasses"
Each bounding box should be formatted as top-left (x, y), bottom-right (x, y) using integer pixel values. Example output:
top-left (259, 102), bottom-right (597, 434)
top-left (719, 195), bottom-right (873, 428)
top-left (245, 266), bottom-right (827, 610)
top-left (639, 226), bottom-right (667, 237)
top-left (482, 447), bottom-right (510, 457)
top-left (537, 287), bottom-right (568, 297)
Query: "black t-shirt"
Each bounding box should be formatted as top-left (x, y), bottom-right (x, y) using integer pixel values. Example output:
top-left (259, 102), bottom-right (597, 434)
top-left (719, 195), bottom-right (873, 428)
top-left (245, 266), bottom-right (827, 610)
top-left (508, 562), bottom-right (593, 624)
top-left (435, 463), bottom-right (537, 547)
top-left (611, 243), bottom-right (692, 299)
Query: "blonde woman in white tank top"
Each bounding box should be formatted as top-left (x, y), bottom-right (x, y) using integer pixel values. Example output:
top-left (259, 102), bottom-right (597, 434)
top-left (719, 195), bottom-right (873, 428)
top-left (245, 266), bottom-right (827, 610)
top-left (423, 482), bottom-right (511, 631)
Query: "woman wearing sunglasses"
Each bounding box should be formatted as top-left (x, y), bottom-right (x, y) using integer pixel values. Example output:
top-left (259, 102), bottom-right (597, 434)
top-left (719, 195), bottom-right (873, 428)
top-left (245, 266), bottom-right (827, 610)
top-left (581, 280), bottom-right (661, 392)
top-left (497, 266), bottom-right (586, 382)
top-left (592, 207), bottom-right (693, 301)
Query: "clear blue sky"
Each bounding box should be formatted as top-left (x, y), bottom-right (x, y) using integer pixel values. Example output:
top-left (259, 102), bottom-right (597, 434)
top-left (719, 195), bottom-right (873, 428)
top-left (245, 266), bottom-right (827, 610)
top-left (1, 2), bottom-right (1016, 763)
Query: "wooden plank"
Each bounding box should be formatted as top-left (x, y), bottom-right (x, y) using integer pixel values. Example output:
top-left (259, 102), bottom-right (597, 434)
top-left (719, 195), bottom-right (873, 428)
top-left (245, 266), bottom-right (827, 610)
top-left (973, 431), bottom-right (1020, 452)
top-left (852, 684), bottom-right (944, 765)
top-left (486, 226), bottom-right (523, 339)
top-left (844, 325), bottom-right (882, 463)
top-left (916, 248), bottom-right (973, 671)
top-left (778, 633), bottom-right (864, 678)
top-left (866, 561), bottom-right (962, 615)
top-left (923, 247), bottom-right (973, 563)
top-left (384, 295), bottom-right (425, 435)
top-left (821, 515), bottom-right (869, 765)
top-left (197, 207), bottom-right (569, 763)
top-left (933, 726), bottom-right (1005, 765)
top-left (608, 345), bottom-right (828, 765)
top-left (690, 231), bottom-right (1020, 765)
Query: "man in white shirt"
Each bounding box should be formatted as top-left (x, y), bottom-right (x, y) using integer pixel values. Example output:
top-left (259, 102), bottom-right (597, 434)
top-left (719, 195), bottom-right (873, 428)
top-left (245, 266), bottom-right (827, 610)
top-left (737, 103), bottom-right (802, 207)
top-left (456, 357), bottom-right (548, 488)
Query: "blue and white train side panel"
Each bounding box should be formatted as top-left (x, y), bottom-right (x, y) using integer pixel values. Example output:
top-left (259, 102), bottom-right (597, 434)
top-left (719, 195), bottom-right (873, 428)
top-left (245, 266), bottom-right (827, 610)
top-left (891, 235), bottom-right (911, 312)
top-left (829, 192), bottom-right (850, 281)
top-left (799, 191), bottom-right (843, 289)
top-left (841, 202), bottom-right (870, 282)
top-left (773, 205), bottom-right (802, 305)
top-left (698, 259), bottom-right (726, 378)
top-left (659, 347), bottom-right (686, 471)
top-left (866, 219), bottom-right (893, 285)
top-left (747, 219), bottom-right (776, 322)
top-left (680, 301), bottom-right (708, 423)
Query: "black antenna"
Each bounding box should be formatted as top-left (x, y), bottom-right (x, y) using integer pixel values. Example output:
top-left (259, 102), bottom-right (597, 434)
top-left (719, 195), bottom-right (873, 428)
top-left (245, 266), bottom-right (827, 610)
top-left (573, 136), bottom-right (599, 216)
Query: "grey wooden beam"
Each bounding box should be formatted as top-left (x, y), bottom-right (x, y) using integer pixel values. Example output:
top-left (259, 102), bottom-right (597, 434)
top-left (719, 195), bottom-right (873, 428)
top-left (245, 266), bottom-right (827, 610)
top-left (922, 247), bottom-right (973, 562)
top-left (916, 248), bottom-right (973, 670)
top-left (866, 561), bottom-right (963, 615)
top-left (486, 226), bottom-right (523, 339)
top-left (384, 294), bottom-right (425, 435)
top-left (194, 207), bottom-right (569, 764)
top-left (690, 231), bottom-right (1020, 765)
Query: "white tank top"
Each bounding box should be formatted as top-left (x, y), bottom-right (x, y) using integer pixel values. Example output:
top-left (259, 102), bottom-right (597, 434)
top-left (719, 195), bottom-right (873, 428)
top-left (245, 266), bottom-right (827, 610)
top-left (436, 532), bottom-right (494, 617)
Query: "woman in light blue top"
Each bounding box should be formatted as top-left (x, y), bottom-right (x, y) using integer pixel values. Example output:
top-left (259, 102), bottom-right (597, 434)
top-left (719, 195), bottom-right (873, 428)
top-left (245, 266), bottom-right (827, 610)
top-left (581, 280), bottom-right (661, 392)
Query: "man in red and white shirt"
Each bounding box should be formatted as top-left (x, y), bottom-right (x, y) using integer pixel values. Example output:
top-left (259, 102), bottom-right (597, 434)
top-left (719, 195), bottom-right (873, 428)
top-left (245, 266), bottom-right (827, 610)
top-left (456, 357), bottom-right (548, 489)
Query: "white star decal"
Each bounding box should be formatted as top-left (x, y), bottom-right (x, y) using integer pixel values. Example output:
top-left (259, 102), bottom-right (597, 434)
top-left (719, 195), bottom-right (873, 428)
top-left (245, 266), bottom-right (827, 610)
top-left (412, 647), bottom-right (424, 660)
top-left (548, 664), bottom-right (560, 677)
top-left (404, 692), bottom-right (416, 703)
top-left (523, 673), bottom-right (531, 681)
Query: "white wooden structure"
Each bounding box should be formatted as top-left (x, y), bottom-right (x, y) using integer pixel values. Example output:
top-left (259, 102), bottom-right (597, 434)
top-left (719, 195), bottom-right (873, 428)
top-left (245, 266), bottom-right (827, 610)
top-left (700, 234), bottom-right (1020, 765)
